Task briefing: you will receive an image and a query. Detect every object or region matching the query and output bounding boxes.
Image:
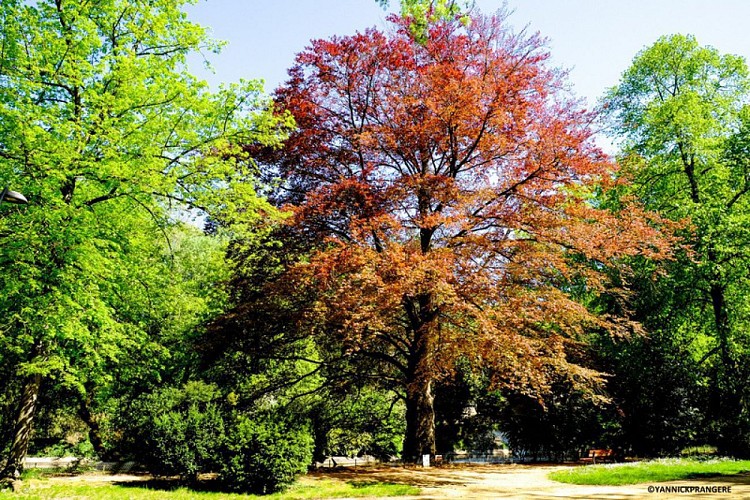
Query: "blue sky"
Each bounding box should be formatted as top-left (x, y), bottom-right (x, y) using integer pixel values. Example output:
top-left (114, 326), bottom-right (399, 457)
top-left (185, 0), bottom-right (750, 110)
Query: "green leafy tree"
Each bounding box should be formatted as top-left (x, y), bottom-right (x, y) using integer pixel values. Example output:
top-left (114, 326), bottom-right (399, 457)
top-left (81, 225), bottom-right (233, 460)
top-left (376, 0), bottom-right (473, 42)
top-left (0, 0), bottom-right (288, 480)
top-left (498, 381), bottom-right (611, 461)
top-left (603, 34), bottom-right (750, 455)
top-left (594, 329), bottom-right (706, 456)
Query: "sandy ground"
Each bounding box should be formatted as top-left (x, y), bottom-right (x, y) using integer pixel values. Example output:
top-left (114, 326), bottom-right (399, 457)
top-left (311, 463), bottom-right (750, 499)
top-left (37, 463), bottom-right (750, 499)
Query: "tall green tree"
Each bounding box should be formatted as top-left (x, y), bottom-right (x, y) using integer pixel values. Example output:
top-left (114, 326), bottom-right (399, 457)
top-left (0, 0), bottom-right (288, 480)
top-left (603, 34), bottom-right (750, 455)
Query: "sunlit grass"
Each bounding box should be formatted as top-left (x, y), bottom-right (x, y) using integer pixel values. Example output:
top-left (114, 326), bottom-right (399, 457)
top-left (680, 445), bottom-right (718, 457)
top-left (0, 475), bottom-right (419, 499)
top-left (549, 458), bottom-right (750, 485)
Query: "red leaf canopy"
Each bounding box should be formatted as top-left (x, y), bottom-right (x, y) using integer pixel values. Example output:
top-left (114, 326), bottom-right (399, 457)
top-left (269, 12), bottom-right (672, 392)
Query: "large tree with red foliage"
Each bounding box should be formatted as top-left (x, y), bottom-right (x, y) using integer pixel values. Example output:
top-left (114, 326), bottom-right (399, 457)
top-left (267, 11), bottom-right (672, 461)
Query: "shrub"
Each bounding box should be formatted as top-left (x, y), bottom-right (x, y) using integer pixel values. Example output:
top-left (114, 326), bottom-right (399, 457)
top-left (129, 381), bottom-right (225, 480)
top-left (221, 410), bottom-right (313, 494)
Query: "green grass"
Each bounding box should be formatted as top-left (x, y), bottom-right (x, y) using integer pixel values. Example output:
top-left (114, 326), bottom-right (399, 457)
top-left (0, 475), bottom-right (419, 499)
top-left (549, 458), bottom-right (750, 485)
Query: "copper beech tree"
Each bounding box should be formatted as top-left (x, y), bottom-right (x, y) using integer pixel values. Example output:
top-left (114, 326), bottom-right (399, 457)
top-left (265, 12), bottom-right (673, 461)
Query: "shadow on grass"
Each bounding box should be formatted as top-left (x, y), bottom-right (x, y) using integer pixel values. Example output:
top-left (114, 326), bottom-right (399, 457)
top-left (684, 471), bottom-right (750, 483)
top-left (309, 463), bottom-right (555, 488)
top-left (113, 476), bottom-right (234, 494)
top-left (112, 474), bottom-right (420, 497)
top-left (348, 480), bottom-right (381, 488)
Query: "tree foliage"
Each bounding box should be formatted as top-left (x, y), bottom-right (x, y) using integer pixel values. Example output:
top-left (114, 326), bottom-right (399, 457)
top-left (310, 388), bottom-right (405, 461)
top-left (220, 410), bottom-right (313, 495)
top-left (498, 381), bottom-right (612, 461)
top-left (376, 0), bottom-right (473, 42)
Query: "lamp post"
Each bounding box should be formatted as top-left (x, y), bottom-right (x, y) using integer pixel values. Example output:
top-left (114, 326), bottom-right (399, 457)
top-left (0, 187), bottom-right (27, 205)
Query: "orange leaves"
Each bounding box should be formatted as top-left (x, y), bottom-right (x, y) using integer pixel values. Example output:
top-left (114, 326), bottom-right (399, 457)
top-left (550, 196), bottom-right (679, 264)
top-left (308, 241), bottom-right (457, 313)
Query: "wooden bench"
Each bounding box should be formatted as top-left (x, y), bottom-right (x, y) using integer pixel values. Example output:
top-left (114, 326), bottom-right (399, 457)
top-left (579, 449), bottom-right (617, 464)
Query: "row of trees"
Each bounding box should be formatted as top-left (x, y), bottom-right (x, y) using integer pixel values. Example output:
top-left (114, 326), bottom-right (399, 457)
top-left (2, 0), bottom-right (750, 493)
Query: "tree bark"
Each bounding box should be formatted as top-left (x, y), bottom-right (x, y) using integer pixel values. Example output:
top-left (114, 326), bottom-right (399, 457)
top-left (401, 183), bottom-right (439, 463)
top-left (708, 280), bottom-right (742, 444)
top-left (402, 374), bottom-right (436, 463)
top-left (1, 373), bottom-right (42, 480)
top-left (78, 396), bottom-right (111, 460)
top-left (709, 281), bottom-right (732, 372)
top-left (401, 294), bottom-right (438, 463)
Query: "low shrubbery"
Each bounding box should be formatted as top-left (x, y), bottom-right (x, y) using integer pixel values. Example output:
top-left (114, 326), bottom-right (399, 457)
top-left (128, 381), bottom-right (226, 480)
top-left (221, 411), bottom-right (313, 494)
top-left (127, 381), bottom-right (314, 494)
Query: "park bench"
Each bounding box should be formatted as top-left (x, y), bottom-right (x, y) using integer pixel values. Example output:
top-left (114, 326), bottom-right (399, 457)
top-left (579, 449), bottom-right (617, 464)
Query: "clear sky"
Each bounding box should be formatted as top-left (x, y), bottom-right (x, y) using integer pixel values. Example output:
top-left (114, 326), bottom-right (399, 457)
top-left (184, 0), bottom-right (750, 110)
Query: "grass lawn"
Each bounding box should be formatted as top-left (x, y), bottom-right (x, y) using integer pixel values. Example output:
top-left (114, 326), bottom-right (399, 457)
top-left (0, 474), bottom-right (420, 499)
top-left (549, 458), bottom-right (750, 485)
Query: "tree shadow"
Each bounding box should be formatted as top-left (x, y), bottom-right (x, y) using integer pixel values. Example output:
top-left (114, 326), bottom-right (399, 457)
top-left (684, 471), bottom-right (750, 483)
top-left (311, 464), bottom-right (484, 488)
top-left (113, 476), bottom-right (232, 494)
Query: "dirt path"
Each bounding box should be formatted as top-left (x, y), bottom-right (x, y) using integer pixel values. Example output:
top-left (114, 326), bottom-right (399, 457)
top-left (37, 464), bottom-right (750, 498)
top-left (314, 464), bottom-right (750, 499)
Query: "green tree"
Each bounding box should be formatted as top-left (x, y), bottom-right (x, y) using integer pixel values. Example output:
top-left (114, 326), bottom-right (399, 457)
top-left (376, 0), bottom-right (473, 42)
top-left (82, 225), bottom-right (233, 460)
top-left (309, 387), bottom-right (405, 461)
top-left (603, 34), bottom-right (750, 455)
top-left (377, 0), bottom-right (472, 16)
top-left (595, 329), bottom-right (706, 456)
top-left (0, 0), bottom-right (288, 480)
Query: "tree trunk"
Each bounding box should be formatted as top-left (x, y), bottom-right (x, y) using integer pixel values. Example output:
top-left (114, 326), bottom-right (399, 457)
top-left (402, 374), bottom-right (436, 463)
top-left (401, 189), bottom-right (438, 464)
top-left (709, 281), bottom-right (733, 372)
top-left (708, 280), bottom-right (745, 454)
top-left (401, 293), bottom-right (437, 464)
top-left (79, 396), bottom-right (111, 460)
top-left (1, 373), bottom-right (42, 480)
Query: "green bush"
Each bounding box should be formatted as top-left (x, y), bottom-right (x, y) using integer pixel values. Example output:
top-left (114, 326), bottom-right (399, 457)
top-left (221, 410), bottom-right (313, 494)
top-left (130, 381), bottom-right (225, 480)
